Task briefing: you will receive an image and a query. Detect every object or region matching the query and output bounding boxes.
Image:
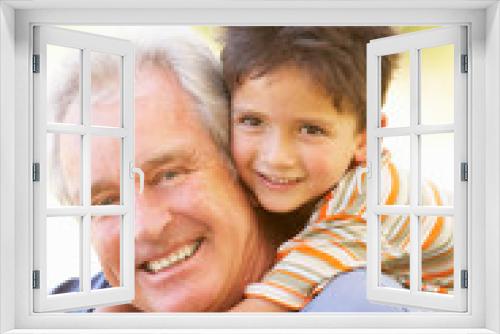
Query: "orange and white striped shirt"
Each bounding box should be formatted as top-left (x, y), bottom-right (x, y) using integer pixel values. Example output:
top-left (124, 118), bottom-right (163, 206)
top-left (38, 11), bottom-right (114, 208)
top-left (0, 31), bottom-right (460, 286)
top-left (245, 154), bottom-right (454, 310)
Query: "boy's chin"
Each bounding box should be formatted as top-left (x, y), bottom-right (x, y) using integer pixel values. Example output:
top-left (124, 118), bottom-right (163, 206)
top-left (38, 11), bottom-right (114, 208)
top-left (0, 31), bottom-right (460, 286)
top-left (257, 193), bottom-right (324, 215)
top-left (257, 196), bottom-right (304, 214)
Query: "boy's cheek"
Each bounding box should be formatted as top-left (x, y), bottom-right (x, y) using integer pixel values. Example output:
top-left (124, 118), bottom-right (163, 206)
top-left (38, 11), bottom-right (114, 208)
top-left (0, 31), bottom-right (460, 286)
top-left (231, 135), bottom-right (256, 162)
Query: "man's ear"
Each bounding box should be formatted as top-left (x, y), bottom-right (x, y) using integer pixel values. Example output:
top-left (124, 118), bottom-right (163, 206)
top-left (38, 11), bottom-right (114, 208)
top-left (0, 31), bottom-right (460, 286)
top-left (353, 131), bottom-right (367, 164)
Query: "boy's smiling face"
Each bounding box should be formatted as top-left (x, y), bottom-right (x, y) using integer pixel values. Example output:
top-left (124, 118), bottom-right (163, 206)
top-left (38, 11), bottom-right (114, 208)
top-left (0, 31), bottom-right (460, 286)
top-left (231, 65), bottom-right (366, 213)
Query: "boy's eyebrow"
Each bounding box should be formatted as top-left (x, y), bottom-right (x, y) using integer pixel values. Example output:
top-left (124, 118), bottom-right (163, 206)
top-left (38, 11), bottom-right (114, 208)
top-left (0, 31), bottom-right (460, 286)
top-left (231, 104), bottom-right (259, 114)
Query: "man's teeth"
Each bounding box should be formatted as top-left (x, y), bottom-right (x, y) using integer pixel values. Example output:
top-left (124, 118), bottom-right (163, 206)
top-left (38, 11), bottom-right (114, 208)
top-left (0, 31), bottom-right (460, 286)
top-left (146, 240), bottom-right (201, 273)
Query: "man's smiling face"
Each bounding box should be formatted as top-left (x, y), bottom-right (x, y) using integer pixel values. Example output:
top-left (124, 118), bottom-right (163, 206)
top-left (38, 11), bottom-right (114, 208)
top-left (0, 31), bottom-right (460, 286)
top-left (60, 64), bottom-right (270, 311)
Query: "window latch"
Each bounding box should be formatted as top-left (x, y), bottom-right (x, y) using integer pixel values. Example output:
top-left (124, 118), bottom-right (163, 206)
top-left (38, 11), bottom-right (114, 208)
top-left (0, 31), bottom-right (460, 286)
top-left (32, 54), bottom-right (40, 73)
top-left (130, 162), bottom-right (144, 194)
top-left (461, 162), bottom-right (468, 182)
top-left (461, 269), bottom-right (468, 289)
top-left (33, 163), bottom-right (40, 182)
top-left (461, 54), bottom-right (468, 73)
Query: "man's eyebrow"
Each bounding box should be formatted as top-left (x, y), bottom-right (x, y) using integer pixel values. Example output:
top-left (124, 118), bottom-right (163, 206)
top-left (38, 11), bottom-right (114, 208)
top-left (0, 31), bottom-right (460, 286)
top-left (139, 149), bottom-right (196, 172)
top-left (91, 181), bottom-right (120, 201)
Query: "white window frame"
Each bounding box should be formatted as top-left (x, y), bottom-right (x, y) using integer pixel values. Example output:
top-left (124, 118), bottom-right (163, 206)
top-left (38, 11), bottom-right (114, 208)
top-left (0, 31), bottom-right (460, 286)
top-left (366, 26), bottom-right (468, 312)
top-left (0, 1), bottom-right (499, 333)
top-left (32, 25), bottom-right (136, 312)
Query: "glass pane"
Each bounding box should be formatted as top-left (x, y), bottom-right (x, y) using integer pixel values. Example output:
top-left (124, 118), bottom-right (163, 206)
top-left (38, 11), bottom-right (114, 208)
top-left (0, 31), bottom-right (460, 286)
top-left (380, 51), bottom-right (410, 128)
top-left (379, 136), bottom-right (410, 205)
top-left (380, 214), bottom-right (410, 289)
top-left (91, 137), bottom-right (122, 206)
top-left (91, 52), bottom-right (122, 128)
top-left (420, 133), bottom-right (454, 206)
top-left (420, 215), bottom-right (454, 294)
top-left (47, 216), bottom-right (81, 294)
top-left (47, 133), bottom-right (82, 207)
top-left (420, 44), bottom-right (454, 125)
top-left (91, 215), bottom-right (122, 289)
top-left (47, 44), bottom-right (81, 124)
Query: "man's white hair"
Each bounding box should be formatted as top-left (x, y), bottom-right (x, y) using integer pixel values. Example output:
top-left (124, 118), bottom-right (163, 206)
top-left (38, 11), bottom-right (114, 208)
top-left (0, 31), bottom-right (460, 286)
top-left (51, 28), bottom-right (231, 204)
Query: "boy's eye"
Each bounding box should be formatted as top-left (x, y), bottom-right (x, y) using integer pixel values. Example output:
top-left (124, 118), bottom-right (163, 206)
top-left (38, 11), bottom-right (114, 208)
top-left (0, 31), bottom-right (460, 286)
top-left (299, 124), bottom-right (326, 135)
top-left (238, 116), bottom-right (262, 127)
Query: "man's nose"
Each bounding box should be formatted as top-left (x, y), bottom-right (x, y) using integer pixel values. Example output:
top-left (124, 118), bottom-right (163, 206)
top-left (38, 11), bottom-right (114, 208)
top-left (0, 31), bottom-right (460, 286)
top-left (134, 193), bottom-right (172, 242)
top-left (260, 130), bottom-right (297, 169)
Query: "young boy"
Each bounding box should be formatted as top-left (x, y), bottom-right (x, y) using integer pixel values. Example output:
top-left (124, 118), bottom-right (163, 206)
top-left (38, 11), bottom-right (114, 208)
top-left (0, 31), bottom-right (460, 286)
top-left (222, 27), bottom-right (454, 311)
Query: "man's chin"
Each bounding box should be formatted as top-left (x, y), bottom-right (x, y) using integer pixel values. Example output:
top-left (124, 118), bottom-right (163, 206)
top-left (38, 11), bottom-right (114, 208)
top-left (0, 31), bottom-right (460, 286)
top-left (95, 304), bottom-right (140, 312)
top-left (134, 280), bottom-right (238, 312)
top-left (136, 293), bottom-right (210, 312)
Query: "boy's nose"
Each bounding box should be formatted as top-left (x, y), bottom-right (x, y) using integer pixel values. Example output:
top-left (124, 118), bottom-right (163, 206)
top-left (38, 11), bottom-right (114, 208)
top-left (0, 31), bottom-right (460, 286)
top-left (260, 131), bottom-right (297, 169)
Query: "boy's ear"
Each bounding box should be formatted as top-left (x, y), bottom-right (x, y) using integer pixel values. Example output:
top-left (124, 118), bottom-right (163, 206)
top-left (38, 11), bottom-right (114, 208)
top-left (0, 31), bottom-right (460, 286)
top-left (354, 113), bottom-right (387, 164)
top-left (353, 131), bottom-right (367, 164)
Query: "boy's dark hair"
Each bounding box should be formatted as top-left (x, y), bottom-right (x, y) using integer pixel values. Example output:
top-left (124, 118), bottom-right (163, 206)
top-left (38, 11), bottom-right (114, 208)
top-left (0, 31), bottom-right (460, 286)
top-left (222, 27), bottom-right (397, 131)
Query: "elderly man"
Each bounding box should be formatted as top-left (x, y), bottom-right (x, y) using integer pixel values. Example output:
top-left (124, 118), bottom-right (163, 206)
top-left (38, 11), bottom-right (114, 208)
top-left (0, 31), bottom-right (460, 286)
top-left (51, 32), bottom-right (276, 312)
top-left (51, 30), bottom-right (409, 312)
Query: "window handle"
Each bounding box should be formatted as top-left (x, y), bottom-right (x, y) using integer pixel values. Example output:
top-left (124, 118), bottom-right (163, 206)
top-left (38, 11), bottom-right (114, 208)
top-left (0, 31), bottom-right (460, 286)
top-left (130, 162), bottom-right (144, 194)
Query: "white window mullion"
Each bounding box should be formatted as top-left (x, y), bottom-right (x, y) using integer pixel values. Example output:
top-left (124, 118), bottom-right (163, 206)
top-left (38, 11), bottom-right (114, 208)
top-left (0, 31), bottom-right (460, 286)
top-left (374, 124), bottom-right (455, 137)
top-left (409, 48), bottom-right (421, 293)
top-left (81, 215), bottom-right (91, 293)
top-left (46, 123), bottom-right (127, 137)
top-left (366, 42), bottom-right (380, 293)
top-left (121, 47), bottom-right (135, 292)
top-left (81, 48), bottom-right (91, 294)
top-left (374, 205), bottom-right (454, 216)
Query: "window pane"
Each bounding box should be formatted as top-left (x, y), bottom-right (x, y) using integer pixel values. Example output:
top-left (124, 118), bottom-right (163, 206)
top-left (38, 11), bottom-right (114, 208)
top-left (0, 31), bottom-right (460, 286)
top-left (380, 51), bottom-right (410, 128)
top-left (47, 133), bottom-right (82, 207)
top-left (91, 137), bottom-right (122, 206)
top-left (379, 136), bottom-right (410, 205)
top-left (91, 52), bottom-right (122, 128)
top-left (91, 215), bottom-right (122, 289)
top-left (47, 216), bottom-right (81, 294)
top-left (47, 44), bottom-right (81, 124)
top-left (420, 44), bottom-right (454, 125)
top-left (420, 215), bottom-right (454, 294)
top-left (420, 133), bottom-right (454, 206)
top-left (380, 214), bottom-right (410, 289)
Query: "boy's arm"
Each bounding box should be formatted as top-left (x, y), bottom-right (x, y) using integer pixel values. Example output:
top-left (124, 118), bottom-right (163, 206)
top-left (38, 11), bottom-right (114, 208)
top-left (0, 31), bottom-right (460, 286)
top-left (238, 225), bottom-right (368, 311)
top-left (237, 167), bottom-right (372, 312)
top-left (378, 160), bottom-right (454, 291)
top-left (230, 297), bottom-right (288, 312)
top-left (237, 161), bottom-right (454, 312)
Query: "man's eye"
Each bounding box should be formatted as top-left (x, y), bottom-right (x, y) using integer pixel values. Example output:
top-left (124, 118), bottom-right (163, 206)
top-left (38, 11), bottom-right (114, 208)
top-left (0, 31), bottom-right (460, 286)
top-left (93, 196), bottom-right (119, 206)
top-left (151, 170), bottom-right (181, 185)
top-left (299, 124), bottom-right (326, 136)
top-left (99, 198), bottom-right (114, 205)
top-left (239, 116), bottom-right (262, 127)
top-left (162, 171), bottom-right (178, 181)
